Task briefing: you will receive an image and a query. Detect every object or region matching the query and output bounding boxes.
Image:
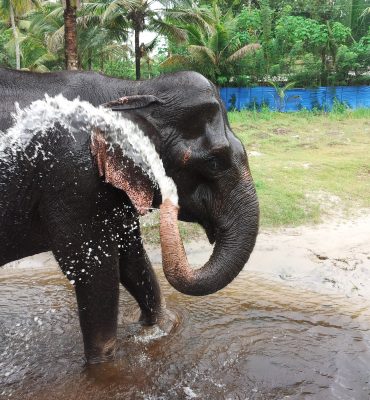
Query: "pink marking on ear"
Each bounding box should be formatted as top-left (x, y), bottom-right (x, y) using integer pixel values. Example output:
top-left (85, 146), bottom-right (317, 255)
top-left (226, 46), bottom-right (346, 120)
top-left (91, 129), bottom-right (154, 215)
top-left (105, 155), bottom-right (154, 215)
top-left (91, 129), bottom-right (106, 176)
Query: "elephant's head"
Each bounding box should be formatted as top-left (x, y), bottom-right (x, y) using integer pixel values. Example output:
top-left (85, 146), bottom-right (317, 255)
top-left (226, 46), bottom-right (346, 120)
top-left (102, 71), bottom-right (259, 296)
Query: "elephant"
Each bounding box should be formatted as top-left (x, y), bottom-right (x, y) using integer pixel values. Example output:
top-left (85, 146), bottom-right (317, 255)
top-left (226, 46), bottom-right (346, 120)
top-left (0, 68), bottom-right (259, 363)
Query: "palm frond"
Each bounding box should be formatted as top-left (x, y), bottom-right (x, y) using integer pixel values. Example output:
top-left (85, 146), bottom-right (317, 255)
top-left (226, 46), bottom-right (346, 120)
top-left (360, 7), bottom-right (370, 18)
top-left (46, 5), bottom-right (64, 19)
top-left (102, 0), bottom-right (138, 21)
top-left (227, 43), bottom-right (261, 62)
top-left (47, 25), bottom-right (64, 52)
top-left (189, 44), bottom-right (216, 65)
top-left (151, 18), bottom-right (187, 42)
top-left (31, 51), bottom-right (57, 69)
top-left (160, 54), bottom-right (189, 68)
top-left (163, 7), bottom-right (213, 33)
top-left (179, 23), bottom-right (205, 46)
top-left (144, 35), bottom-right (159, 52)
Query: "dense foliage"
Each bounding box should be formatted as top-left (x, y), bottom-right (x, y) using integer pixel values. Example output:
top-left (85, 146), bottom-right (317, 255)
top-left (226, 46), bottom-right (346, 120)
top-left (0, 0), bottom-right (369, 86)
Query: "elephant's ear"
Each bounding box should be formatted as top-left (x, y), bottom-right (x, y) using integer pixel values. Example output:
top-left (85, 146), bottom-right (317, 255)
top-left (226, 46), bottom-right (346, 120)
top-left (102, 95), bottom-right (164, 111)
top-left (91, 129), bottom-right (154, 215)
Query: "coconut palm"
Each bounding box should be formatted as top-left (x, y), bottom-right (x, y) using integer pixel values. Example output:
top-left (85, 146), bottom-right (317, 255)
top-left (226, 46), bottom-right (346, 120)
top-left (78, 0), bottom-right (131, 70)
top-left (32, 0), bottom-right (80, 70)
top-left (37, 0), bottom-right (82, 70)
top-left (267, 80), bottom-right (297, 112)
top-left (30, 0), bottom-right (130, 71)
top-left (161, 3), bottom-right (260, 85)
top-left (101, 0), bottom-right (206, 80)
top-left (0, 0), bottom-right (39, 69)
top-left (63, 0), bottom-right (79, 70)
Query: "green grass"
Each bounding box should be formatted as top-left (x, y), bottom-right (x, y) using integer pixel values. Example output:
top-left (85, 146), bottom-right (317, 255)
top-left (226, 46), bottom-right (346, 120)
top-left (141, 216), bottom-right (203, 245)
top-left (142, 108), bottom-right (370, 243)
top-left (231, 108), bottom-right (370, 227)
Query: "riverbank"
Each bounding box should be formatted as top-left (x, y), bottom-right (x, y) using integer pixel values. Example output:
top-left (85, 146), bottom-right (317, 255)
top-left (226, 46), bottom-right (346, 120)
top-left (4, 209), bottom-right (369, 300)
top-left (143, 210), bottom-right (370, 300)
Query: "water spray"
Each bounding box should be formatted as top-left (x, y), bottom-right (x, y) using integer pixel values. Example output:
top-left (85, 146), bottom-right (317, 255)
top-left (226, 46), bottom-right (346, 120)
top-left (0, 95), bottom-right (178, 207)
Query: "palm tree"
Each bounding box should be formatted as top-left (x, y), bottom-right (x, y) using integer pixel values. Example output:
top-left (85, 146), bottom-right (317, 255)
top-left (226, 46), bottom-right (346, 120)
top-left (78, 0), bottom-right (130, 70)
top-left (101, 0), bottom-right (201, 80)
top-left (63, 0), bottom-right (79, 70)
top-left (161, 4), bottom-right (260, 85)
top-left (32, 0), bottom-right (130, 71)
top-left (267, 80), bottom-right (296, 112)
top-left (339, 0), bottom-right (370, 40)
top-left (0, 0), bottom-right (38, 69)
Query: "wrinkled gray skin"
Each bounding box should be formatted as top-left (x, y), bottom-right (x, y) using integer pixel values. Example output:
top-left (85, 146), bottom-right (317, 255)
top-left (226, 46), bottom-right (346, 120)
top-left (0, 68), bottom-right (259, 363)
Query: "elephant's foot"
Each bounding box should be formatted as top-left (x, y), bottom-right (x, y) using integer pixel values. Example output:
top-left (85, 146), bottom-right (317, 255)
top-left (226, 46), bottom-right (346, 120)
top-left (139, 308), bottom-right (179, 334)
top-left (156, 308), bottom-right (179, 334)
top-left (84, 361), bottom-right (121, 384)
top-left (85, 337), bottom-right (117, 364)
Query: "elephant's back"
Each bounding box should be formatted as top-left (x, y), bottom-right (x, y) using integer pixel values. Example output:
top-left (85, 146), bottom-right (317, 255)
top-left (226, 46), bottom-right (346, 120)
top-left (0, 69), bottom-right (114, 132)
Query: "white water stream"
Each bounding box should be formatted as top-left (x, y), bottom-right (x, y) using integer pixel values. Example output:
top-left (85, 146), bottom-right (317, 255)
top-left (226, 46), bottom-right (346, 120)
top-left (0, 94), bottom-right (178, 205)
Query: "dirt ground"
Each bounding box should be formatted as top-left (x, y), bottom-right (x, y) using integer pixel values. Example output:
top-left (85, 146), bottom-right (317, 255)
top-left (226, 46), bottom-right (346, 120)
top-left (7, 211), bottom-right (370, 300)
top-left (144, 210), bottom-right (370, 299)
top-left (2, 211), bottom-right (370, 399)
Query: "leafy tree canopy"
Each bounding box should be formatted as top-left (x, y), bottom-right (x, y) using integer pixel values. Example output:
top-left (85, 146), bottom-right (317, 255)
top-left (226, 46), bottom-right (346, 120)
top-left (0, 0), bottom-right (369, 86)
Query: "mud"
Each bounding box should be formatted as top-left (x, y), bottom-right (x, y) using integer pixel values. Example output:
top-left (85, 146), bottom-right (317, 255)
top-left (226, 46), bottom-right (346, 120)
top-left (1, 213), bottom-right (370, 399)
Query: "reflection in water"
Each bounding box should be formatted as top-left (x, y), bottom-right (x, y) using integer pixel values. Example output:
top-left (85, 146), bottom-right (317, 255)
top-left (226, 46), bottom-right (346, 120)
top-left (1, 257), bottom-right (370, 400)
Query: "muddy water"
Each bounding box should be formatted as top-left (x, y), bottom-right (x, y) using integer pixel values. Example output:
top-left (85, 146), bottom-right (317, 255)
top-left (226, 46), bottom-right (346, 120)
top-left (1, 249), bottom-right (370, 400)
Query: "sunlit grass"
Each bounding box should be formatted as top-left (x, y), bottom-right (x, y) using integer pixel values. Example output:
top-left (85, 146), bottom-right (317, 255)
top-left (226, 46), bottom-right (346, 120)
top-left (231, 109), bottom-right (370, 227)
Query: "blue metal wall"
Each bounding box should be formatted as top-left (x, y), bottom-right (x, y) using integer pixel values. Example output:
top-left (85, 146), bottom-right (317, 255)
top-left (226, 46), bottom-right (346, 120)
top-left (219, 86), bottom-right (370, 112)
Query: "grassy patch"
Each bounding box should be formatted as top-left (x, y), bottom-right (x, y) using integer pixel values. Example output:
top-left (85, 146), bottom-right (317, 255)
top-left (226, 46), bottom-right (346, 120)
top-left (231, 108), bottom-right (370, 227)
top-left (141, 212), bottom-right (203, 245)
top-left (142, 109), bottom-right (370, 243)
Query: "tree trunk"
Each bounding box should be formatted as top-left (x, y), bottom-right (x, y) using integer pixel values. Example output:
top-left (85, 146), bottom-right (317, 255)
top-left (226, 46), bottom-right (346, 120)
top-left (134, 26), bottom-right (141, 80)
top-left (147, 58), bottom-right (151, 78)
top-left (64, 0), bottom-right (78, 71)
top-left (321, 48), bottom-right (328, 86)
top-left (9, 3), bottom-right (20, 70)
top-left (100, 53), bottom-right (104, 71)
top-left (88, 49), bottom-right (92, 70)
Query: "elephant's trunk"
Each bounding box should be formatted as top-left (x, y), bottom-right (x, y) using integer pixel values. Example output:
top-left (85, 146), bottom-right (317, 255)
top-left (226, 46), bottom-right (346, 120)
top-left (159, 179), bottom-right (259, 296)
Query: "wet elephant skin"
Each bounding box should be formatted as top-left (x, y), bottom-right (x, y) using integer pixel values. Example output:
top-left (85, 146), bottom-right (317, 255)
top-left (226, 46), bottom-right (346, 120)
top-left (0, 69), bottom-right (259, 362)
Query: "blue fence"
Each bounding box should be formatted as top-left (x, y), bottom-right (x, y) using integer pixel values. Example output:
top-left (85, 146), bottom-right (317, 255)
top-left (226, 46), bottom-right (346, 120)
top-left (220, 86), bottom-right (370, 112)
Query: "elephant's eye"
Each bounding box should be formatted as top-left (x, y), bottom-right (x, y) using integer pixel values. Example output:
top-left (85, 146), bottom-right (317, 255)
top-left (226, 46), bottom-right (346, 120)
top-left (207, 157), bottom-right (220, 171)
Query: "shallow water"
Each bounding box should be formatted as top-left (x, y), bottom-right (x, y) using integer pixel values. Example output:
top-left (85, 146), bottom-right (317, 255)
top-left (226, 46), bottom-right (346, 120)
top-left (1, 252), bottom-right (370, 400)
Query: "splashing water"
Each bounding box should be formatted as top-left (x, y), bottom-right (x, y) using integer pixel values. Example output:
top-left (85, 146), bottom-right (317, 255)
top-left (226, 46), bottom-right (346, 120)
top-left (0, 94), bottom-right (178, 205)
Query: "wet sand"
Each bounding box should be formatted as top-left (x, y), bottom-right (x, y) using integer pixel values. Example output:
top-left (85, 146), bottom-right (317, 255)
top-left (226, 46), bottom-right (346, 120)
top-left (1, 213), bottom-right (370, 399)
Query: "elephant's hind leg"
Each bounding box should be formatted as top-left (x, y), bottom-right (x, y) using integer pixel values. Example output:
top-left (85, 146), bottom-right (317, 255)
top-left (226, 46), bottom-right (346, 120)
top-left (56, 242), bottom-right (120, 363)
top-left (43, 207), bottom-right (120, 363)
top-left (74, 259), bottom-right (119, 363)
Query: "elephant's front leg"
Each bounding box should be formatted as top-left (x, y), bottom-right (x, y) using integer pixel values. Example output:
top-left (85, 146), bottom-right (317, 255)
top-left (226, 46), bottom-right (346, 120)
top-left (119, 246), bottom-right (163, 325)
top-left (120, 249), bottom-right (177, 333)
